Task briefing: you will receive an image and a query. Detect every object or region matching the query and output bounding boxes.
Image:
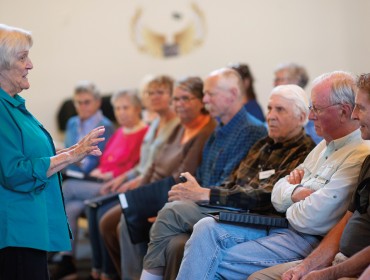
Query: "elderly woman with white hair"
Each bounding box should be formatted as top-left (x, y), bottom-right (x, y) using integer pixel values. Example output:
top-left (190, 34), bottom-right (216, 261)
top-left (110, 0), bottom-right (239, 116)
top-left (0, 24), bottom-right (105, 279)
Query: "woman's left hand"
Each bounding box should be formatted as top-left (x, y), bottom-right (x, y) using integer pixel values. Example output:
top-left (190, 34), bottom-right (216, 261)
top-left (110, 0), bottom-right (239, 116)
top-left (47, 126), bottom-right (105, 177)
top-left (72, 126), bottom-right (105, 162)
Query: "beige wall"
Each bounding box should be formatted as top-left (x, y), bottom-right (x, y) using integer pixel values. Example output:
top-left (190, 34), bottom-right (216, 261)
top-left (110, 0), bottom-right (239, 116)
top-left (1, 0), bottom-right (369, 141)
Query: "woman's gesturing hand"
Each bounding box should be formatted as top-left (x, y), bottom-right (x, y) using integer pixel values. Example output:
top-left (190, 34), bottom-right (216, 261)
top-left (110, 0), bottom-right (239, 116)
top-left (48, 126), bottom-right (105, 177)
top-left (72, 126), bottom-right (106, 161)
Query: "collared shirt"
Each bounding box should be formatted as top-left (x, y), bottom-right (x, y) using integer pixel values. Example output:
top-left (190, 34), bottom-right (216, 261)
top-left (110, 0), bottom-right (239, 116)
top-left (209, 130), bottom-right (316, 211)
top-left (197, 107), bottom-right (267, 187)
top-left (64, 110), bottom-right (115, 173)
top-left (0, 88), bottom-right (71, 251)
top-left (272, 129), bottom-right (370, 236)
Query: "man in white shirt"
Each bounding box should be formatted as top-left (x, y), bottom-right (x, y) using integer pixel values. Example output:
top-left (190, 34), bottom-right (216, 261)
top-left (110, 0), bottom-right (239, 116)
top-left (248, 73), bottom-right (370, 280)
top-left (176, 71), bottom-right (370, 280)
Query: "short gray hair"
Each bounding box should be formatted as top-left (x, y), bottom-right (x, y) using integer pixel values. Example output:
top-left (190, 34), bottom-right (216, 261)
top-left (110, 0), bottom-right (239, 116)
top-left (0, 24), bottom-right (33, 70)
top-left (312, 71), bottom-right (356, 109)
top-left (270, 84), bottom-right (309, 126)
top-left (74, 80), bottom-right (100, 100)
top-left (274, 62), bottom-right (309, 88)
top-left (111, 89), bottom-right (142, 111)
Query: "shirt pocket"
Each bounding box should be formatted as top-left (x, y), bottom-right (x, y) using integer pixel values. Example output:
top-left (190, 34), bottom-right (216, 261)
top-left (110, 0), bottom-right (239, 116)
top-left (309, 164), bottom-right (337, 191)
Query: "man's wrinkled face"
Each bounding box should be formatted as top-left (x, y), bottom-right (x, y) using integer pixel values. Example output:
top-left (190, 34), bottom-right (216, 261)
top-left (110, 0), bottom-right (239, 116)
top-left (309, 82), bottom-right (342, 142)
top-left (267, 95), bottom-right (303, 143)
top-left (203, 76), bottom-right (233, 122)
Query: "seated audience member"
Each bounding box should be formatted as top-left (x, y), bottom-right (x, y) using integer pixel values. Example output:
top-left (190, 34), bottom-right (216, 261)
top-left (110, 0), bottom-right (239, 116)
top-left (64, 80), bottom-right (115, 174)
top-left (88, 76), bottom-right (216, 280)
top-left (155, 84), bottom-right (315, 280)
top-left (51, 90), bottom-right (149, 279)
top-left (248, 73), bottom-right (370, 280)
top-left (274, 62), bottom-right (322, 144)
top-left (274, 62), bottom-right (309, 88)
top-left (102, 76), bottom-right (179, 194)
top-left (139, 75), bottom-right (158, 125)
top-left (138, 67), bottom-right (269, 280)
top-left (83, 75), bottom-right (179, 280)
top-left (230, 63), bottom-right (265, 122)
top-left (176, 71), bottom-right (370, 280)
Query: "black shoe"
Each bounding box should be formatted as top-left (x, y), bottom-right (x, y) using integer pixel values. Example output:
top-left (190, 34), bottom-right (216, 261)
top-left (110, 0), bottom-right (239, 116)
top-left (49, 255), bottom-right (77, 280)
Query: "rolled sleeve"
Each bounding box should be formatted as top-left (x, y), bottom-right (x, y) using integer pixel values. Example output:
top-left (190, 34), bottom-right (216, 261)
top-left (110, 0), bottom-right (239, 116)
top-left (272, 177), bottom-right (300, 213)
top-left (287, 159), bottom-right (362, 235)
top-left (31, 157), bottom-right (50, 180)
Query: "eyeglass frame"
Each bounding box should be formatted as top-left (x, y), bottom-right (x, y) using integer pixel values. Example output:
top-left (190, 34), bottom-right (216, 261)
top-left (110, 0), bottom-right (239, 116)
top-left (171, 96), bottom-right (198, 103)
top-left (73, 99), bottom-right (95, 106)
top-left (308, 103), bottom-right (342, 115)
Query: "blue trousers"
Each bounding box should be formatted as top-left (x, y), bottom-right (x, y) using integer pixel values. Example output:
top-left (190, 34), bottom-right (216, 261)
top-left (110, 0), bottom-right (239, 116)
top-left (177, 217), bottom-right (321, 280)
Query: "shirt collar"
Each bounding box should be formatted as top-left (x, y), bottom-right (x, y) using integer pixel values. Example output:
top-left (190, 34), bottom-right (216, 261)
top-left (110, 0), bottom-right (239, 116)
top-left (327, 129), bottom-right (361, 151)
top-left (215, 107), bottom-right (246, 136)
top-left (0, 87), bottom-right (26, 108)
top-left (76, 110), bottom-right (103, 127)
top-left (264, 129), bottom-right (307, 151)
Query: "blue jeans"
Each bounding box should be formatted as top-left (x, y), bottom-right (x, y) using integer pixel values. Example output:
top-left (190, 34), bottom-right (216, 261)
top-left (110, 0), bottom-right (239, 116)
top-left (177, 217), bottom-right (321, 280)
top-left (86, 199), bottom-right (119, 276)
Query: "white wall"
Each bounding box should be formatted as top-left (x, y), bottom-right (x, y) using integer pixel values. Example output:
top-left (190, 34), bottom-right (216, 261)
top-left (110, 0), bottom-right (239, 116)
top-left (1, 0), bottom-right (369, 141)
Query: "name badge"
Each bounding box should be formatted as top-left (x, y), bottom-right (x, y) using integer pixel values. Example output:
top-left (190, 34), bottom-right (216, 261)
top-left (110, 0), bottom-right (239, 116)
top-left (259, 169), bottom-right (275, 180)
top-left (118, 193), bottom-right (129, 209)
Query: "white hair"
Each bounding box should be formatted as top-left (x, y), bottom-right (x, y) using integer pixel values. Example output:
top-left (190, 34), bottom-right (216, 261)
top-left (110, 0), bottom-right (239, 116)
top-left (312, 71), bottom-right (356, 109)
top-left (0, 24), bottom-right (33, 70)
top-left (270, 84), bottom-right (309, 126)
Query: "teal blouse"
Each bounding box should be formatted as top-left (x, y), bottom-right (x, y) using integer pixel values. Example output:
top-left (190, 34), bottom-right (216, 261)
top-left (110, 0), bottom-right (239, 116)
top-left (0, 88), bottom-right (71, 252)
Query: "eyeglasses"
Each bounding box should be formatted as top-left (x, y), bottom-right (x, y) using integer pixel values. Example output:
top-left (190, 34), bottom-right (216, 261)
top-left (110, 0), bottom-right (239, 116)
top-left (74, 99), bottom-right (94, 106)
top-left (171, 96), bottom-right (197, 103)
top-left (308, 103), bottom-right (341, 115)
